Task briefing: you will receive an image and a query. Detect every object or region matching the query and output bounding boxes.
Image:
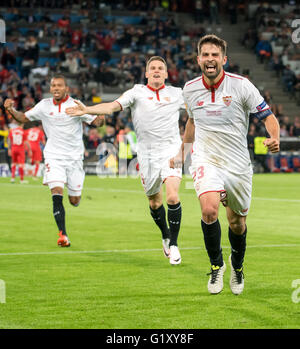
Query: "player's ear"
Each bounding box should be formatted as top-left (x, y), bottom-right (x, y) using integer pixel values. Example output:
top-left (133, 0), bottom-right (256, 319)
top-left (223, 55), bottom-right (228, 66)
top-left (145, 70), bottom-right (149, 79)
top-left (196, 55), bottom-right (201, 66)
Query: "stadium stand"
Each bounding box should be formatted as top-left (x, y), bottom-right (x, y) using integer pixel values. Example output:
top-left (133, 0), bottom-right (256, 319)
top-left (0, 0), bottom-right (300, 175)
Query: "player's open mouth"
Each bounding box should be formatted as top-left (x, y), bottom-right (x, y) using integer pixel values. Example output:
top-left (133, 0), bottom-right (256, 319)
top-left (205, 65), bottom-right (216, 73)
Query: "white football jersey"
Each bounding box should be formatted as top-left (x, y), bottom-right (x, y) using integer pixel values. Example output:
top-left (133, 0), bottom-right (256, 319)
top-left (25, 95), bottom-right (97, 160)
top-left (183, 71), bottom-right (272, 174)
top-left (116, 84), bottom-right (185, 158)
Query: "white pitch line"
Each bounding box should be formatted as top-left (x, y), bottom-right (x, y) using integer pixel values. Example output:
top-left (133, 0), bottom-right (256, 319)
top-left (0, 244), bottom-right (299, 257)
top-left (0, 182), bottom-right (299, 202)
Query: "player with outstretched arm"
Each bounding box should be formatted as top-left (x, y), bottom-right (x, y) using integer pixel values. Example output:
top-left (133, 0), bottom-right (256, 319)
top-left (4, 75), bottom-right (104, 247)
top-left (66, 56), bottom-right (185, 265)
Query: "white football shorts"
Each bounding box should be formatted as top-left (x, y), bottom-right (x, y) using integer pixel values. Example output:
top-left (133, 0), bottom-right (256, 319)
top-left (139, 154), bottom-right (182, 197)
top-left (43, 159), bottom-right (85, 196)
top-left (189, 161), bottom-right (253, 216)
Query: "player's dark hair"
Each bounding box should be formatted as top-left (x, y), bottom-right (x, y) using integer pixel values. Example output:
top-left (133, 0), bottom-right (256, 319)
top-left (146, 56), bottom-right (167, 71)
top-left (50, 74), bottom-right (67, 86)
top-left (197, 34), bottom-right (227, 56)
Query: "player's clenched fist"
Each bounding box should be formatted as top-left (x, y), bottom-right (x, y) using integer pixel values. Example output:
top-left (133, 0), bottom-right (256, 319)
top-left (4, 98), bottom-right (15, 112)
top-left (169, 153), bottom-right (183, 169)
top-left (263, 138), bottom-right (280, 153)
top-left (65, 100), bottom-right (87, 116)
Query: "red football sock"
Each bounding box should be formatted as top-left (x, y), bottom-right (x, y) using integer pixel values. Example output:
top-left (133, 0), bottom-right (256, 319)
top-left (34, 163), bottom-right (39, 176)
top-left (19, 167), bottom-right (24, 180)
top-left (11, 164), bottom-right (16, 178)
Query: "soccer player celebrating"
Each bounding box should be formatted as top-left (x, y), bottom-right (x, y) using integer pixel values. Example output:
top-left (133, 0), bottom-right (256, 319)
top-left (26, 122), bottom-right (46, 179)
top-left (170, 35), bottom-right (280, 294)
top-left (4, 75), bottom-right (104, 247)
top-left (8, 121), bottom-right (31, 184)
top-left (66, 56), bottom-right (185, 265)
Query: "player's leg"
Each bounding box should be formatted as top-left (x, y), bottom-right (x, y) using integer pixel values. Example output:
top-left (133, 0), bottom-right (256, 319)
top-left (191, 163), bottom-right (226, 293)
top-left (68, 195), bottom-right (81, 207)
top-left (165, 176), bottom-right (181, 246)
top-left (164, 176), bottom-right (182, 265)
top-left (227, 206), bottom-right (247, 267)
top-left (224, 170), bottom-right (252, 295)
top-left (199, 191), bottom-right (223, 268)
top-left (33, 148), bottom-right (42, 178)
top-left (18, 150), bottom-right (27, 183)
top-left (44, 159), bottom-right (70, 247)
top-left (200, 192), bottom-right (226, 294)
top-left (11, 150), bottom-right (19, 182)
top-left (148, 188), bottom-right (171, 257)
top-left (50, 185), bottom-right (70, 247)
top-left (66, 160), bottom-right (85, 208)
top-left (11, 161), bottom-right (16, 182)
top-left (140, 158), bottom-right (171, 257)
top-left (226, 207), bottom-right (247, 295)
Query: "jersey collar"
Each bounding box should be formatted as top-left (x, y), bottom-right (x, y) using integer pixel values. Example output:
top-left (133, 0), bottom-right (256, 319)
top-left (202, 70), bottom-right (225, 90)
top-left (146, 84), bottom-right (165, 92)
top-left (53, 94), bottom-right (69, 105)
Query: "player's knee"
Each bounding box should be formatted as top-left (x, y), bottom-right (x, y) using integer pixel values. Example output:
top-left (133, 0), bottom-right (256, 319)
top-left (69, 196), bottom-right (81, 207)
top-left (229, 221), bottom-right (246, 235)
top-left (202, 206), bottom-right (218, 224)
top-left (149, 201), bottom-right (161, 210)
top-left (166, 193), bottom-right (179, 205)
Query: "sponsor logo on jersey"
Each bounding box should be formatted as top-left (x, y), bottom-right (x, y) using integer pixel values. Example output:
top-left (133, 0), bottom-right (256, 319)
top-left (223, 96), bottom-right (232, 106)
top-left (197, 101), bottom-right (204, 107)
top-left (256, 100), bottom-right (266, 111)
top-left (148, 97), bottom-right (153, 100)
top-left (206, 110), bottom-right (222, 116)
top-left (50, 112), bottom-right (54, 115)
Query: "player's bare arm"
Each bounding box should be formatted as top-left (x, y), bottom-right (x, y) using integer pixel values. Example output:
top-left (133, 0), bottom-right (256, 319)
top-left (65, 100), bottom-right (121, 116)
top-left (170, 118), bottom-right (195, 168)
top-left (4, 98), bottom-right (30, 123)
top-left (262, 114), bottom-right (280, 153)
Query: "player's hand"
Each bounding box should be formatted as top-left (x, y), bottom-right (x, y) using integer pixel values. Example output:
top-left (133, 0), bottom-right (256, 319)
top-left (264, 138), bottom-right (280, 153)
top-left (65, 100), bottom-right (87, 116)
top-left (169, 152), bottom-right (183, 169)
top-left (4, 98), bottom-right (15, 112)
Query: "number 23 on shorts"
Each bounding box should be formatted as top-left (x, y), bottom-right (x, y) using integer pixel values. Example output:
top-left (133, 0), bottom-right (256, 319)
top-left (192, 166), bottom-right (204, 181)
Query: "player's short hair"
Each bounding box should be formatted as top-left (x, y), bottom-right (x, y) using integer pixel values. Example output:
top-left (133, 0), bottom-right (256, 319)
top-left (197, 34), bottom-right (227, 56)
top-left (50, 74), bottom-right (67, 86)
top-left (146, 56), bottom-right (167, 71)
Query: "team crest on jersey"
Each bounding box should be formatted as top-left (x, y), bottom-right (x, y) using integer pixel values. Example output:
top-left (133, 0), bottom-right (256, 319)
top-left (164, 97), bottom-right (170, 102)
top-left (50, 112), bottom-right (54, 115)
top-left (148, 97), bottom-right (153, 100)
top-left (197, 101), bottom-right (204, 107)
top-left (223, 96), bottom-right (232, 106)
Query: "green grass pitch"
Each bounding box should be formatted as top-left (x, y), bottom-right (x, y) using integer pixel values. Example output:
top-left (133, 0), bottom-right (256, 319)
top-left (0, 174), bottom-right (299, 329)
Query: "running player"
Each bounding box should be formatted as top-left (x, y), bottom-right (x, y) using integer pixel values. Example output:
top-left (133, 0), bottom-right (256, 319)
top-left (170, 34), bottom-right (280, 294)
top-left (8, 121), bottom-right (31, 184)
top-left (66, 56), bottom-right (185, 265)
top-left (4, 75), bottom-right (104, 247)
top-left (26, 122), bottom-right (46, 179)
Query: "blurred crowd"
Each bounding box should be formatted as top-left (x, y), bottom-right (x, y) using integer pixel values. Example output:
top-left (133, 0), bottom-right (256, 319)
top-left (1, 0), bottom-right (300, 175)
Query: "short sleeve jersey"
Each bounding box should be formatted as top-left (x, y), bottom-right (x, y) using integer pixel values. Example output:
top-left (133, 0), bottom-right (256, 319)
top-left (26, 127), bottom-right (45, 150)
top-left (25, 96), bottom-right (96, 160)
top-left (183, 71), bottom-right (272, 174)
top-left (8, 127), bottom-right (26, 149)
top-left (116, 84), bottom-right (185, 158)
